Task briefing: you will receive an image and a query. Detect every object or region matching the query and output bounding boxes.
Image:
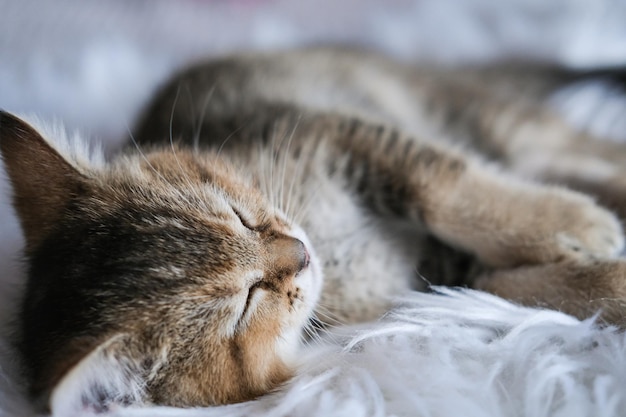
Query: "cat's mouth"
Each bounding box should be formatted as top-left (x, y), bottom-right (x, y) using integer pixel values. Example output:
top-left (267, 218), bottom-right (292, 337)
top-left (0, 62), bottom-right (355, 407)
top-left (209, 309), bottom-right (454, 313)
top-left (289, 227), bottom-right (323, 313)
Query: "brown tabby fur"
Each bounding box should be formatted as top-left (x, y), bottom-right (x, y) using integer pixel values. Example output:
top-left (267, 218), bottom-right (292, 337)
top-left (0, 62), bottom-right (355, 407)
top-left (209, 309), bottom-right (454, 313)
top-left (1, 47), bottom-right (626, 412)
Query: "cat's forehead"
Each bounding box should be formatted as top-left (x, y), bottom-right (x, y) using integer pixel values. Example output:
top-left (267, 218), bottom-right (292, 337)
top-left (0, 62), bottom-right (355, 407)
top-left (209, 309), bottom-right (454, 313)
top-left (101, 150), bottom-right (263, 214)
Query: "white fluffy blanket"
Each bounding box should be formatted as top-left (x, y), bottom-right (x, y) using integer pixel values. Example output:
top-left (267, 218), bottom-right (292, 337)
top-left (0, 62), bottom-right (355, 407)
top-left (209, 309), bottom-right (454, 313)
top-left (1, 1), bottom-right (626, 416)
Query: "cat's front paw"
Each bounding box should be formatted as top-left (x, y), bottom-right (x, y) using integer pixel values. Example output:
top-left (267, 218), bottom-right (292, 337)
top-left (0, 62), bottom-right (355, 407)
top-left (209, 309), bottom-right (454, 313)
top-left (548, 191), bottom-right (624, 260)
top-left (427, 171), bottom-right (624, 268)
top-left (459, 186), bottom-right (625, 268)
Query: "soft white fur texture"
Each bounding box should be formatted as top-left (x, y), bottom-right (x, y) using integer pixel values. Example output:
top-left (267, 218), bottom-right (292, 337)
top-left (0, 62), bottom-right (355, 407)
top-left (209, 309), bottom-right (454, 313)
top-left (2, 1), bottom-right (626, 416)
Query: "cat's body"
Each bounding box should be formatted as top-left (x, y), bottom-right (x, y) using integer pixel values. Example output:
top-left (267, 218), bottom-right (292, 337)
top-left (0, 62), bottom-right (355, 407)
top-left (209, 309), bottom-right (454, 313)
top-left (2, 47), bottom-right (626, 413)
top-left (135, 46), bottom-right (626, 323)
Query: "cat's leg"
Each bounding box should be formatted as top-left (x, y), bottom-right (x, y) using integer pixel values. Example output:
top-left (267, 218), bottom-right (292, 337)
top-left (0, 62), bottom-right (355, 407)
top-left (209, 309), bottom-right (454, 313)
top-left (413, 160), bottom-right (624, 268)
top-left (519, 150), bottom-right (626, 226)
top-left (322, 117), bottom-right (624, 268)
top-left (474, 259), bottom-right (626, 325)
top-left (495, 118), bottom-right (626, 227)
top-left (472, 99), bottom-right (626, 224)
top-left (411, 75), bottom-right (626, 225)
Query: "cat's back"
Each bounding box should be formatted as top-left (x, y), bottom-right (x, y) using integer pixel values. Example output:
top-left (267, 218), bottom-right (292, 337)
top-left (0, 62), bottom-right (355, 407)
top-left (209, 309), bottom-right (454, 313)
top-left (133, 47), bottom-right (433, 144)
top-left (134, 46), bottom-right (566, 149)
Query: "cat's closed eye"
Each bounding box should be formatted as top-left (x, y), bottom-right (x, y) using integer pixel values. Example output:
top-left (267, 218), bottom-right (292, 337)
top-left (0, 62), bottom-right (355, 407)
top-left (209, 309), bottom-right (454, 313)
top-left (240, 279), bottom-right (264, 322)
top-left (231, 207), bottom-right (270, 233)
top-left (232, 207), bottom-right (255, 230)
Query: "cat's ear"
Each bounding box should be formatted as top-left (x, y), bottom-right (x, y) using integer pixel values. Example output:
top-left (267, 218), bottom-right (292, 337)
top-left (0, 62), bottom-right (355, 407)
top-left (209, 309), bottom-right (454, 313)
top-left (49, 335), bottom-right (147, 415)
top-left (0, 111), bottom-right (85, 250)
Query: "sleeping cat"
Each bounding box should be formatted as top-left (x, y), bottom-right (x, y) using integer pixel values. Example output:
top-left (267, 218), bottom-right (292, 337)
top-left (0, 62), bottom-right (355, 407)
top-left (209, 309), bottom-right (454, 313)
top-left (2, 47), bottom-right (626, 414)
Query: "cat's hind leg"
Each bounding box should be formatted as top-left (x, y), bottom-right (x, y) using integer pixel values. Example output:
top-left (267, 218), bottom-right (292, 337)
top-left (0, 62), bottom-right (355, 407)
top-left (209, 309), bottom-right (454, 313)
top-left (474, 259), bottom-right (626, 326)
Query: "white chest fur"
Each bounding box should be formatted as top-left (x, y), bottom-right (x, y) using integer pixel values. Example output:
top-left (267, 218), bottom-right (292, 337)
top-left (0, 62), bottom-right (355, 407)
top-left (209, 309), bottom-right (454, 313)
top-left (301, 179), bottom-right (426, 324)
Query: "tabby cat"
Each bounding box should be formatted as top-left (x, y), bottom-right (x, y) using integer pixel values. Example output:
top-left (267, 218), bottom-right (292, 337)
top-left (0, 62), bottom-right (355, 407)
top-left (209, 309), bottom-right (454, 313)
top-left (2, 47), bottom-right (626, 414)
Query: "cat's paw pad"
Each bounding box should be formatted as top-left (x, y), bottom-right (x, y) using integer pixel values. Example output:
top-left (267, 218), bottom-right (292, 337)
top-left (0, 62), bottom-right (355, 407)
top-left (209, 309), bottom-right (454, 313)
top-left (555, 197), bottom-right (624, 259)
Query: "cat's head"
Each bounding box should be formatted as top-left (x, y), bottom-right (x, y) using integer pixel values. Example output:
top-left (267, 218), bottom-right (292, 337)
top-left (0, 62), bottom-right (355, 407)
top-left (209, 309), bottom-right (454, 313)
top-left (0, 111), bottom-right (322, 413)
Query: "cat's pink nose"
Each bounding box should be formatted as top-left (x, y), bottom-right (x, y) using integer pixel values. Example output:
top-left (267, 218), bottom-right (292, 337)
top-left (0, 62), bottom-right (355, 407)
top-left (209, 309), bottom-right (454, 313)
top-left (300, 244), bottom-right (311, 272)
top-left (266, 235), bottom-right (310, 278)
top-left (290, 238), bottom-right (310, 274)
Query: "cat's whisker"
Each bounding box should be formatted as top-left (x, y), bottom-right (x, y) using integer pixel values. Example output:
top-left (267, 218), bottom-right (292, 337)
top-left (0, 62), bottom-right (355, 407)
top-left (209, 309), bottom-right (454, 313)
top-left (301, 320), bottom-right (333, 347)
top-left (287, 181), bottom-right (314, 224)
top-left (269, 119), bottom-right (299, 215)
top-left (301, 322), bottom-right (318, 341)
top-left (191, 84), bottom-right (217, 153)
top-left (259, 144), bottom-right (281, 218)
top-left (316, 312), bottom-right (345, 331)
top-left (215, 124), bottom-right (244, 159)
top-left (303, 321), bottom-right (343, 347)
top-left (168, 85), bottom-right (182, 149)
top-left (288, 143), bottom-right (330, 225)
top-left (313, 307), bottom-right (347, 329)
top-left (290, 181), bottom-right (324, 226)
top-left (168, 88), bottom-right (192, 181)
top-left (278, 114), bottom-right (302, 217)
top-left (258, 145), bottom-right (278, 213)
top-left (167, 87), bottom-right (216, 214)
top-left (125, 120), bottom-right (195, 208)
top-left (314, 301), bottom-right (354, 319)
top-left (124, 121), bottom-right (161, 177)
top-left (181, 83), bottom-right (197, 142)
top-left (257, 142), bottom-right (270, 202)
top-left (124, 112), bottom-right (199, 212)
top-left (175, 294), bottom-right (225, 301)
top-left (272, 123), bottom-right (293, 214)
top-left (266, 125), bottom-right (279, 211)
top-left (284, 139), bottom-right (309, 220)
